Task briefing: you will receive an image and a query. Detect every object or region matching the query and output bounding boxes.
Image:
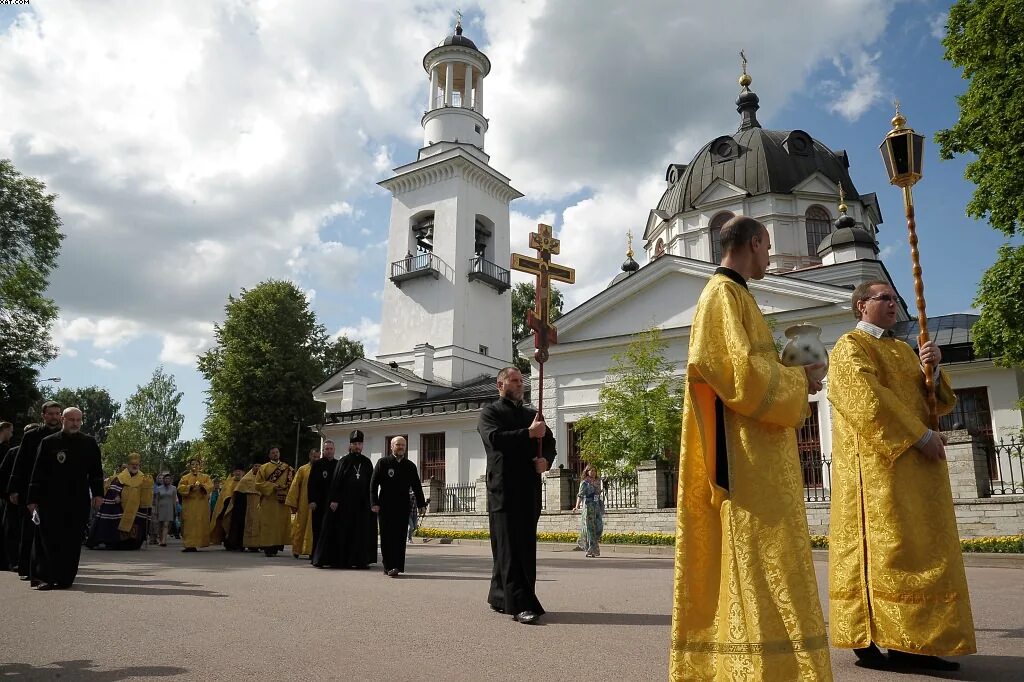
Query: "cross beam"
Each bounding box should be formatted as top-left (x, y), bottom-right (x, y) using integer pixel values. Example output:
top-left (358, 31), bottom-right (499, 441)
top-left (511, 224), bottom-right (575, 364)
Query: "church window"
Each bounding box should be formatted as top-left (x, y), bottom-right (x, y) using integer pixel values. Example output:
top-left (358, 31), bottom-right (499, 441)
top-left (420, 432), bottom-right (446, 483)
top-left (474, 125), bottom-right (481, 133)
top-left (565, 422), bottom-right (585, 477)
top-left (478, 345), bottom-right (488, 356)
top-left (474, 215), bottom-right (494, 259)
top-left (805, 206), bottom-right (831, 256)
top-left (412, 212), bottom-right (435, 253)
top-left (655, 238), bottom-right (666, 258)
top-left (709, 136), bottom-right (740, 163)
top-left (709, 211), bottom-right (734, 264)
top-left (940, 387), bottom-right (997, 479)
top-left (783, 130), bottom-right (813, 157)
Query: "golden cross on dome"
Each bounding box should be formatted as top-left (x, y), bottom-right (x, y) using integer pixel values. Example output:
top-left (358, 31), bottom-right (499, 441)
top-left (740, 49), bottom-right (748, 75)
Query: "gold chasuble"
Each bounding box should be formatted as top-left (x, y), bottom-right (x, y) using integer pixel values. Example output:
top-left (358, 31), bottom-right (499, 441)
top-left (115, 469), bottom-right (153, 533)
top-left (827, 330), bottom-right (975, 656)
top-left (177, 472), bottom-right (213, 549)
top-left (255, 461), bottom-right (293, 548)
top-left (285, 462), bottom-right (314, 556)
top-left (209, 476), bottom-right (237, 543)
top-left (670, 273), bottom-right (831, 682)
top-left (234, 470), bottom-right (262, 548)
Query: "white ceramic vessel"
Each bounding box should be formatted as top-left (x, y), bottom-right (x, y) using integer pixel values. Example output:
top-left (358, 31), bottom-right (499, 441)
top-left (781, 324), bottom-right (828, 381)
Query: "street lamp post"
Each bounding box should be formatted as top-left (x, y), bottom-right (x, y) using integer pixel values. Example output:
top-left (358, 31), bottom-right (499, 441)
top-left (879, 103), bottom-right (938, 430)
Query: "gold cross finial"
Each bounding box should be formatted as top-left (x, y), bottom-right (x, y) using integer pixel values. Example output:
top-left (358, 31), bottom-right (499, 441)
top-left (455, 9), bottom-right (463, 29)
top-left (739, 50), bottom-right (752, 87)
top-left (740, 50), bottom-right (747, 74)
top-left (837, 182), bottom-right (848, 215)
top-left (626, 230), bottom-right (634, 259)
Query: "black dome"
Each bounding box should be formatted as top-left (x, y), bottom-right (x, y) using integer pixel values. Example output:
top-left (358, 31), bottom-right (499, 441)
top-left (656, 127), bottom-right (861, 218)
top-left (816, 226), bottom-right (878, 257)
top-left (439, 24), bottom-right (478, 50)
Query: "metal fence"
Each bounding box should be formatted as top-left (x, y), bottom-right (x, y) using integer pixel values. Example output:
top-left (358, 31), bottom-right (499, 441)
top-left (438, 482), bottom-right (476, 512)
top-left (663, 468), bottom-right (678, 508)
top-left (987, 438), bottom-right (1024, 496)
top-left (801, 455), bottom-right (832, 502)
top-left (603, 474), bottom-right (638, 510)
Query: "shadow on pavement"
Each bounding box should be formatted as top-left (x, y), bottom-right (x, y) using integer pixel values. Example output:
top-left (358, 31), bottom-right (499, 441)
top-left (0, 660), bottom-right (187, 680)
top-left (400, 573), bottom-right (488, 581)
top-left (544, 611), bottom-right (671, 626)
top-left (70, 577), bottom-right (227, 598)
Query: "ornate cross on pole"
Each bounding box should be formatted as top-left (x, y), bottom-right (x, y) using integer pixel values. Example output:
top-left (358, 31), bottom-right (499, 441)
top-left (511, 224), bottom-right (575, 452)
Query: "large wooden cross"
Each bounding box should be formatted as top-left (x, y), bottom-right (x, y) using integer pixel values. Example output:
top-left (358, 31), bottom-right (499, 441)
top-left (511, 224), bottom-right (575, 453)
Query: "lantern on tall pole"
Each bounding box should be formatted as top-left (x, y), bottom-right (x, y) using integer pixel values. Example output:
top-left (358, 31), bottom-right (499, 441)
top-left (879, 103), bottom-right (938, 430)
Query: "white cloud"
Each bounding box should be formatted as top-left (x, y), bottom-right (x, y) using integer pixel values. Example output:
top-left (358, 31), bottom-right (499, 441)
top-left (827, 51), bottom-right (885, 122)
top-left (929, 12), bottom-right (948, 40)
top-left (52, 316), bottom-right (144, 350)
top-left (334, 317), bottom-right (382, 358)
top-left (91, 358), bottom-right (117, 370)
top-left (159, 323), bottom-right (215, 366)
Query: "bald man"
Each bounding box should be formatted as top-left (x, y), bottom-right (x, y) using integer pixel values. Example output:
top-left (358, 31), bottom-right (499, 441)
top-left (370, 437), bottom-right (426, 576)
top-left (26, 407), bottom-right (104, 589)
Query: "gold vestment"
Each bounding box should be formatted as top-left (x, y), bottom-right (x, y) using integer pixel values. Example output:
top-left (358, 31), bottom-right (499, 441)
top-left (209, 476), bottom-right (237, 543)
top-left (114, 469), bottom-right (153, 533)
top-left (827, 329), bottom-right (975, 656)
top-left (254, 460), bottom-right (293, 548)
top-left (285, 462), bottom-right (314, 556)
top-left (233, 470), bottom-right (262, 548)
top-left (670, 273), bottom-right (831, 681)
top-left (177, 472), bottom-right (213, 549)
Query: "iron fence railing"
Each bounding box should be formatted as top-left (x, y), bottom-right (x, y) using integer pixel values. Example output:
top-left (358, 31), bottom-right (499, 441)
top-left (467, 255), bottom-right (511, 292)
top-left (987, 438), bottom-right (1024, 496)
top-left (801, 455), bottom-right (832, 502)
top-left (438, 482), bottom-right (476, 512)
top-left (663, 467), bottom-right (678, 508)
top-left (602, 474), bottom-right (638, 510)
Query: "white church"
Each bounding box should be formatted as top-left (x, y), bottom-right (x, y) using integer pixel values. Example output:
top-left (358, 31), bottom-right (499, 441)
top-left (313, 21), bottom-right (1024, 493)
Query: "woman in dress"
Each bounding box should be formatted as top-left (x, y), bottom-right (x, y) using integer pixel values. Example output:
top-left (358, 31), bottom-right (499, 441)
top-left (573, 465), bottom-right (604, 557)
top-left (153, 473), bottom-right (177, 547)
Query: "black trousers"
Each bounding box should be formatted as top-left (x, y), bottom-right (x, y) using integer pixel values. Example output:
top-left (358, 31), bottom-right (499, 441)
top-left (487, 510), bottom-right (544, 616)
top-left (378, 509), bottom-right (408, 572)
top-left (310, 507), bottom-right (325, 560)
top-left (17, 513), bottom-right (35, 578)
top-left (2, 504), bottom-right (24, 571)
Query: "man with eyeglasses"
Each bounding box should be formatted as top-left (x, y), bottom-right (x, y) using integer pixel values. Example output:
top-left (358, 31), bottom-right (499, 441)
top-left (827, 280), bottom-right (975, 672)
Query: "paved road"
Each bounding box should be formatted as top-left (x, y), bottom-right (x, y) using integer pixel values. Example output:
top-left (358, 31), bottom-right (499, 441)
top-left (0, 541), bottom-right (1021, 681)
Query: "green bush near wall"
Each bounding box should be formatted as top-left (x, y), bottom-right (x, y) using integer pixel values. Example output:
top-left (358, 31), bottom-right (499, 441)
top-left (415, 528), bottom-right (1024, 553)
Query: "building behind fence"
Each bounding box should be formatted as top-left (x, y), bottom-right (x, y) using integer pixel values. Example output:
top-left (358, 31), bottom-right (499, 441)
top-left (419, 430), bottom-right (1024, 539)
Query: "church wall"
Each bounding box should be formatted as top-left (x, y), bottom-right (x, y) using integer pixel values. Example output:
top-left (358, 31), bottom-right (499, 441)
top-left (945, 363), bottom-right (1024, 440)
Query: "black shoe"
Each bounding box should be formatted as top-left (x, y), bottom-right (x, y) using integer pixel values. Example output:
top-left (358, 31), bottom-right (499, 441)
top-left (264, 549), bottom-right (278, 557)
top-left (36, 582), bottom-right (57, 591)
top-left (29, 580), bottom-right (40, 588)
top-left (18, 575), bottom-right (29, 581)
top-left (182, 547), bottom-right (197, 553)
top-left (853, 643), bottom-right (889, 670)
top-left (489, 604), bottom-right (503, 613)
top-left (888, 650), bottom-right (960, 671)
top-left (386, 568), bottom-right (399, 577)
top-left (514, 610), bottom-right (539, 624)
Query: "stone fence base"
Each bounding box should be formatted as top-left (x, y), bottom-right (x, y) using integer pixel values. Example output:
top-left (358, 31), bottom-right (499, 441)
top-left (422, 495), bottom-right (1024, 539)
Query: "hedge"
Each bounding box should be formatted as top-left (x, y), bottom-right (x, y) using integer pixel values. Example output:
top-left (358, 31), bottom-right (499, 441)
top-left (415, 528), bottom-right (1024, 553)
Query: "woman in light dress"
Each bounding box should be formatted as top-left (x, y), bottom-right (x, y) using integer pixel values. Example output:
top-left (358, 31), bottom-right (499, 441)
top-left (573, 465), bottom-right (604, 557)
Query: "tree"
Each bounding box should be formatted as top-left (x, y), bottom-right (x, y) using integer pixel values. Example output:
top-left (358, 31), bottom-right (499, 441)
top-left (936, 0), bottom-right (1024, 236)
top-left (0, 159), bottom-right (65, 423)
top-left (575, 328), bottom-right (682, 474)
top-left (321, 335), bottom-right (364, 379)
top-left (972, 244), bottom-right (1024, 366)
top-left (35, 385), bottom-right (120, 443)
top-left (199, 280), bottom-right (329, 472)
top-left (101, 367), bottom-right (184, 475)
top-left (166, 439), bottom-right (219, 480)
top-left (511, 281), bottom-right (564, 374)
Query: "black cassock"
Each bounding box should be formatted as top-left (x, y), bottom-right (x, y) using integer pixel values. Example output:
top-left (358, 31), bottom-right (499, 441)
top-left (477, 397), bottom-right (555, 616)
top-left (370, 455), bottom-right (425, 573)
top-left (26, 430), bottom-right (103, 588)
top-left (306, 456), bottom-right (337, 559)
top-left (5, 424), bottom-right (60, 578)
top-left (224, 491), bottom-right (249, 551)
top-left (312, 452), bottom-right (376, 569)
top-left (0, 443), bottom-right (18, 570)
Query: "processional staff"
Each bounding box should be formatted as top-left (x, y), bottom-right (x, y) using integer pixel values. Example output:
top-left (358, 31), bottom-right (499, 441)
top-left (879, 102), bottom-right (938, 430)
top-left (510, 224), bottom-right (576, 456)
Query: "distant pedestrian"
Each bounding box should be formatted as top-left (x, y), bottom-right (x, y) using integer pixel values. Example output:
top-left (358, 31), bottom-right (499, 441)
top-left (573, 465), bottom-right (603, 557)
top-left (407, 489), bottom-right (420, 543)
top-left (370, 436), bottom-right (425, 576)
top-left (153, 474), bottom-right (176, 547)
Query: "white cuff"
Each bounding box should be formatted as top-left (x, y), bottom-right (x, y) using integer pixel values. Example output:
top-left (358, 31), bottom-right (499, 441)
top-left (914, 429), bottom-right (934, 449)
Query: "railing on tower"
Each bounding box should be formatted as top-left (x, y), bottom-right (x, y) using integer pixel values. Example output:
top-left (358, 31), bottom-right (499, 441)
top-left (390, 252), bottom-right (450, 286)
top-left (467, 255), bottom-right (511, 293)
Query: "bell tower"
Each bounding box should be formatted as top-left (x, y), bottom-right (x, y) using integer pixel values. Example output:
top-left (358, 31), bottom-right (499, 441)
top-left (375, 17), bottom-right (522, 385)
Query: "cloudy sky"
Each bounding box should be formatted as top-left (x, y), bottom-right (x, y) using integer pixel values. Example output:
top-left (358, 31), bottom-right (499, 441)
top-left (0, 0), bottom-right (1008, 439)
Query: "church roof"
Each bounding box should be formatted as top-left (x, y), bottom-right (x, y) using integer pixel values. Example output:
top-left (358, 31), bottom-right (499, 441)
top-left (816, 225), bottom-right (878, 256)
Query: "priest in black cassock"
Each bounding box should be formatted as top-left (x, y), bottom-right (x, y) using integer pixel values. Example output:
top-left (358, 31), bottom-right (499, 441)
top-left (370, 436), bottom-right (425, 577)
top-left (0, 420), bottom-right (13, 571)
top-left (307, 439), bottom-right (338, 559)
top-left (478, 367), bottom-right (555, 625)
top-left (6, 401), bottom-right (63, 579)
top-left (312, 430), bottom-right (376, 569)
top-left (26, 407), bottom-right (104, 590)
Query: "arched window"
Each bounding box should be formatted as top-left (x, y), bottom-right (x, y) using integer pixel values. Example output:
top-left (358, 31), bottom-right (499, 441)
top-left (655, 238), bottom-right (666, 258)
top-left (805, 206), bottom-right (831, 257)
top-left (411, 211), bottom-right (435, 253)
top-left (709, 212), bottom-right (733, 264)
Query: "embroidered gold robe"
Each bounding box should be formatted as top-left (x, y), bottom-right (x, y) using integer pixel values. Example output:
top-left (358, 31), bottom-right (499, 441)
top-left (209, 476), bottom-right (237, 543)
top-left (115, 469), bottom-right (153, 533)
top-left (285, 462), bottom-right (314, 556)
top-left (827, 329), bottom-right (975, 656)
top-left (254, 461), bottom-right (293, 548)
top-left (670, 273), bottom-right (831, 682)
top-left (234, 470), bottom-right (262, 548)
top-left (177, 472), bottom-right (213, 549)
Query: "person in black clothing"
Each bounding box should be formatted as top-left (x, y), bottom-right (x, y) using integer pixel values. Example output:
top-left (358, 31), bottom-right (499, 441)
top-left (307, 439), bottom-right (338, 559)
top-left (477, 367), bottom-right (555, 625)
top-left (6, 401), bottom-right (62, 580)
top-left (0, 420), bottom-right (13, 570)
top-left (370, 436), bottom-right (425, 577)
top-left (26, 407), bottom-right (104, 589)
top-left (312, 430), bottom-right (375, 569)
top-left (1, 423), bottom-right (38, 571)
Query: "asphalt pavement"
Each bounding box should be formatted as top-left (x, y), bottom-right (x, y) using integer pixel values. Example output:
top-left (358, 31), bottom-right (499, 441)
top-left (0, 540), bottom-right (1021, 681)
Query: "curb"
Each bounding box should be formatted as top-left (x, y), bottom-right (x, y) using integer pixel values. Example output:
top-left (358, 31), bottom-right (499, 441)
top-left (414, 539), bottom-right (1024, 567)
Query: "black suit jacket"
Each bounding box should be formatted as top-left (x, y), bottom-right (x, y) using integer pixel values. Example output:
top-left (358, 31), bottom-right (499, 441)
top-left (477, 397), bottom-right (556, 514)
